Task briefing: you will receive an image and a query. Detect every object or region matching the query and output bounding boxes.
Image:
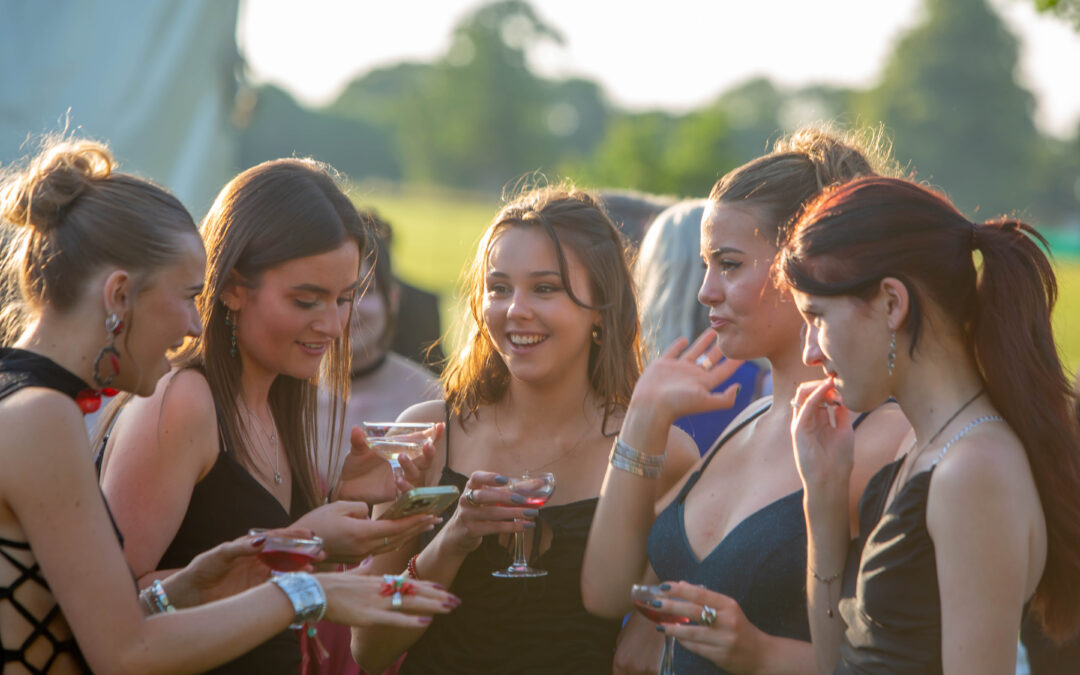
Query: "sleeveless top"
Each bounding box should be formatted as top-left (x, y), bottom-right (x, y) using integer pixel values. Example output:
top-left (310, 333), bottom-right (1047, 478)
top-left (648, 404), bottom-right (873, 674)
top-left (835, 458), bottom-right (940, 673)
top-left (156, 398), bottom-right (308, 675)
top-left (0, 347), bottom-right (124, 674)
top-left (399, 418), bottom-right (621, 674)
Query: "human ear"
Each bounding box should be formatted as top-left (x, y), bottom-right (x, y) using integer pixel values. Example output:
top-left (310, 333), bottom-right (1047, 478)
top-left (878, 277), bottom-right (910, 332)
top-left (101, 269), bottom-right (132, 317)
top-left (219, 271), bottom-right (250, 312)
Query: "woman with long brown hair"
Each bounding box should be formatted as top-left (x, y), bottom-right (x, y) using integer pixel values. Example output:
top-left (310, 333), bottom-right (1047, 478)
top-left (782, 176), bottom-right (1080, 673)
top-left (0, 139), bottom-right (455, 674)
top-left (351, 185), bottom-right (700, 674)
top-left (99, 158), bottom-right (446, 673)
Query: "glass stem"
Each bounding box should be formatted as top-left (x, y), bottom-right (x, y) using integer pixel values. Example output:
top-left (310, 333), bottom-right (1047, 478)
top-left (659, 634), bottom-right (675, 675)
top-left (511, 526), bottom-right (528, 568)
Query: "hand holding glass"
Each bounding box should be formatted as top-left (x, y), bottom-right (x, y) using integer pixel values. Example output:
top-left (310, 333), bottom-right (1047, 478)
top-left (362, 422), bottom-right (437, 484)
top-left (492, 472), bottom-right (555, 578)
top-left (248, 529), bottom-right (323, 573)
top-left (631, 584), bottom-right (692, 675)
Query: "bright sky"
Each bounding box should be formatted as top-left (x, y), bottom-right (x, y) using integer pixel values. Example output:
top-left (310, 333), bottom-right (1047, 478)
top-left (238, 0), bottom-right (1080, 138)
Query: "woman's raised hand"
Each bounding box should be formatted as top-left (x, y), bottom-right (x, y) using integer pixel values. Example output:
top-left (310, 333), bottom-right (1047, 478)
top-left (789, 377), bottom-right (855, 492)
top-left (652, 581), bottom-right (769, 672)
top-left (319, 571), bottom-right (460, 628)
top-left (442, 471), bottom-right (537, 554)
top-left (630, 331), bottom-right (744, 426)
top-left (293, 501), bottom-right (440, 564)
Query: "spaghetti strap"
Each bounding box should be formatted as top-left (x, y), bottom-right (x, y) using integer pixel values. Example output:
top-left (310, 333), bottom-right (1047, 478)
top-left (443, 404), bottom-right (452, 470)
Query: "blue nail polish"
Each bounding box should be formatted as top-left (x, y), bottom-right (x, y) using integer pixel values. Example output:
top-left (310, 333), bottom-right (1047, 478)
top-left (510, 494), bottom-right (526, 504)
top-left (651, 600), bottom-right (663, 608)
top-left (494, 475), bottom-right (509, 485)
top-left (522, 508), bottom-right (539, 517)
top-left (523, 521), bottom-right (537, 529)
top-left (659, 583), bottom-right (671, 591)
top-left (655, 625), bottom-right (666, 632)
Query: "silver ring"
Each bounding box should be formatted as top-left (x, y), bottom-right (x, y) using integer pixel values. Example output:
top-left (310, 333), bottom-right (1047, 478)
top-left (700, 604), bottom-right (717, 627)
top-left (464, 488), bottom-right (478, 507)
top-left (383, 536), bottom-right (390, 547)
top-left (696, 354), bottom-right (714, 370)
top-left (391, 591), bottom-right (403, 610)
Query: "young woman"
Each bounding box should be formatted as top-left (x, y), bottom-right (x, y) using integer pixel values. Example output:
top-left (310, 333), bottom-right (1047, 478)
top-left (99, 158), bottom-right (447, 674)
top-left (0, 139), bottom-right (455, 674)
top-left (782, 176), bottom-right (1080, 674)
top-left (350, 186), bottom-right (700, 674)
top-left (581, 127), bottom-right (911, 674)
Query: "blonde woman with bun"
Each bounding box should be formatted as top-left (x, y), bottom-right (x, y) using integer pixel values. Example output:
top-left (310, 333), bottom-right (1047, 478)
top-left (582, 127), bottom-right (912, 674)
top-left (0, 139), bottom-right (456, 674)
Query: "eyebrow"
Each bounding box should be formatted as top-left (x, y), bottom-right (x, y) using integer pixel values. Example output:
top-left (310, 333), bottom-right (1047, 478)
top-left (187, 284), bottom-right (205, 293)
top-left (487, 270), bottom-right (561, 278)
top-left (704, 246), bottom-right (744, 256)
top-left (291, 281), bottom-right (363, 294)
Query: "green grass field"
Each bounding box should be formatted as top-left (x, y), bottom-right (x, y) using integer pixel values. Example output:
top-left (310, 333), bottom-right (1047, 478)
top-left (354, 184), bottom-right (1080, 379)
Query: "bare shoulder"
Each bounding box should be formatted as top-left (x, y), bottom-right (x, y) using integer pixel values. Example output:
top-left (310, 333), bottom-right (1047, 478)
top-left (396, 399), bottom-right (447, 424)
top-left (0, 387), bottom-right (91, 493)
top-left (853, 401), bottom-right (911, 468)
top-left (929, 419), bottom-right (1031, 503)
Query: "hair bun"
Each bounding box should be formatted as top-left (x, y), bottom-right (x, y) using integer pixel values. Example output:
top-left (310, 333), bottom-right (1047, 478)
top-left (775, 125), bottom-right (896, 188)
top-left (0, 139), bottom-right (115, 233)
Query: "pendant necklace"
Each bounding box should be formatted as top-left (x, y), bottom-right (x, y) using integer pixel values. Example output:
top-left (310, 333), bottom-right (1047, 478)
top-left (245, 401), bottom-right (283, 485)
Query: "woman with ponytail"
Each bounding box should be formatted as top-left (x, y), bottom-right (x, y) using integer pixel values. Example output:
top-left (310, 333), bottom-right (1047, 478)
top-left (782, 176), bottom-right (1080, 674)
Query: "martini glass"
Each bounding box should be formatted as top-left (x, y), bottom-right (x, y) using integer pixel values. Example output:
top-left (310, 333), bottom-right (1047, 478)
top-left (492, 472), bottom-right (556, 578)
top-left (362, 422), bottom-right (437, 485)
top-left (248, 529), bottom-right (323, 573)
top-left (631, 584), bottom-right (693, 675)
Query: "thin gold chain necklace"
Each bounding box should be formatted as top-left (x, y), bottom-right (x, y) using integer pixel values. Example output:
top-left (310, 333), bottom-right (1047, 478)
top-left (242, 401), bottom-right (283, 485)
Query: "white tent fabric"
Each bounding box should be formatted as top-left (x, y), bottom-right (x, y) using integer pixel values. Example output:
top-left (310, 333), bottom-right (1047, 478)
top-left (0, 0), bottom-right (240, 218)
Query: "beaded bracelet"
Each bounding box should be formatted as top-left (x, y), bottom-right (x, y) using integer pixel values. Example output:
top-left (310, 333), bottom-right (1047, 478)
top-left (143, 579), bottom-right (176, 614)
top-left (270, 572), bottom-right (327, 630)
top-left (406, 554), bottom-right (420, 580)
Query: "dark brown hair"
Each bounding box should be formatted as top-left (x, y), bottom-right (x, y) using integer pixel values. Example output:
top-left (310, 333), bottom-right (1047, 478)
top-left (174, 158), bottom-right (368, 511)
top-left (779, 176), bottom-right (1080, 641)
top-left (442, 185), bottom-right (641, 431)
top-left (0, 138), bottom-right (196, 341)
top-left (356, 209), bottom-right (398, 354)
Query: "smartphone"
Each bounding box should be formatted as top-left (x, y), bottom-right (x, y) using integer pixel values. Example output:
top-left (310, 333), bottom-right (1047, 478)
top-left (378, 486), bottom-right (460, 520)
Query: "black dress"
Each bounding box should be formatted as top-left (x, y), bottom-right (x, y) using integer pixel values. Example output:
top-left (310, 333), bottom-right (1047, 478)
top-left (399, 424), bottom-right (621, 674)
top-left (157, 405), bottom-right (309, 675)
top-left (0, 347), bottom-right (117, 674)
top-left (835, 458), bottom-right (942, 674)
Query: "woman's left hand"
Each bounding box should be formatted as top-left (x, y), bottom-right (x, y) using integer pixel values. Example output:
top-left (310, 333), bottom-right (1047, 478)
top-left (334, 424), bottom-right (442, 502)
top-left (652, 581), bottom-right (767, 673)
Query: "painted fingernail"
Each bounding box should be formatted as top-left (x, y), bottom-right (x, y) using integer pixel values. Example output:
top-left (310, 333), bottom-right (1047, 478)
top-left (651, 600), bottom-right (663, 608)
top-left (250, 536), bottom-right (266, 546)
top-left (510, 494), bottom-right (526, 504)
top-left (417, 617), bottom-right (432, 624)
top-left (432, 583), bottom-right (447, 590)
top-left (443, 601), bottom-right (457, 609)
top-left (494, 475), bottom-right (509, 485)
top-left (523, 521), bottom-right (537, 529)
top-left (659, 583), bottom-right (671, 591)
top-left (735, 384), bottom-right (743, 396)
top-left (522, 508), bottom-right (539, 517)
top-left (655, 625), bottom-right (666, 633)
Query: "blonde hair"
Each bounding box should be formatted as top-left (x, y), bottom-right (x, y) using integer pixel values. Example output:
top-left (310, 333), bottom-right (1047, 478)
top-left (442, 185), bottom-right (641, 431)
top-left (0, 137), bottom-right (196, 342)
top-left (709, 124), bottom-right (898, 247)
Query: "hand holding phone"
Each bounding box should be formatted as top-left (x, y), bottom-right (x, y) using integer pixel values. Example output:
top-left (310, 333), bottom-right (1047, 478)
top-left (378, 486), bottom-right (460, 520)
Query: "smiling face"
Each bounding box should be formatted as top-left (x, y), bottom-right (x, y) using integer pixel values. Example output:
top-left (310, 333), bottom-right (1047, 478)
top-left (697, 201), bottom-right (803, 361)
top-left (481, 226), bottom-right (599, 385)
top-left (228, 240), bottom-right (361, 381)
top-left (793, 289), bottom-right (893, 411)
top-left (121, 233), bottom-right (206, 395)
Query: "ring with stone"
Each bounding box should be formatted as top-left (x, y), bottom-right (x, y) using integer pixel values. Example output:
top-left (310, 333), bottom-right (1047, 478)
top-left (700, 604), bottom-right (718, 627)
top-left (696, 354), bottom-right (714, 370)
top-left (391, 591), bottom-right (404, 610)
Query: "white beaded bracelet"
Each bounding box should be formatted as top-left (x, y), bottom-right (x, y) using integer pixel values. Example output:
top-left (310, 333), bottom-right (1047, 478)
top-left (270, 572), bottom-right (327, 629)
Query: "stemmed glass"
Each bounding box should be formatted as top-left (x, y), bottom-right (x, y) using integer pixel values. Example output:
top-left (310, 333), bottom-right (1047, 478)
top-left (362, 422), bottom-right (438, 485)
top-left (248, 529), bottom-right (323, 573)
top-left (631, 584), bottom-right (692, 675)
top-left (491, 472), bottom-right (556, 578)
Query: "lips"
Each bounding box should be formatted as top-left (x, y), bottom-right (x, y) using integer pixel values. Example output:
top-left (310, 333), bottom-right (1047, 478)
top-left (709, 315), bottom-right (732, 330)
top-left (507, 332), bottom-right (548, 349)
top-left (297, 341), bottom-right (330, 355)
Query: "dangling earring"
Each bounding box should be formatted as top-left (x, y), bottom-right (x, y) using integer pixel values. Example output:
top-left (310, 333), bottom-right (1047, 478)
top-left (92, 313), bottom-right (123, 388)
top-left (591, 325), bottom-right (602, 345)
top-left (225, 309), bottom-right (238, 357)
top-left (887, 331), bottom-right (896, 377)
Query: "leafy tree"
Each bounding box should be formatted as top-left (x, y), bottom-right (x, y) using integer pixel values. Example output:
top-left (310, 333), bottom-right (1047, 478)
top-left (858, 0), bottom-right (1042, 219)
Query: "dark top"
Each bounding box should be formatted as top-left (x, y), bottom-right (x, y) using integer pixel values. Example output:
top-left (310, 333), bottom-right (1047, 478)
top-left (649, 404), bottom-right (809, 674)
top-left (835, 458), bottom-right (941, 674)
top-left (0, 348), bottom-right (118, 674)
top-left (399, 421), bottom-right (621, 674)
top-left (390, 280), bottom-right (445, 374)
top-left (158, 406), bottom-right (308, 675)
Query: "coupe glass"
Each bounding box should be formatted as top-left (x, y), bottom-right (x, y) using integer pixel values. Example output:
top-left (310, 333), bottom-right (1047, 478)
top-left (631, 584), bottom-right (692, 674)
top-left (491, 472), bottom-right (556, 578)
top-left (362, 421), bottom-right (437, 484)
top-left (248, 529), bottom-right (323, 573)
